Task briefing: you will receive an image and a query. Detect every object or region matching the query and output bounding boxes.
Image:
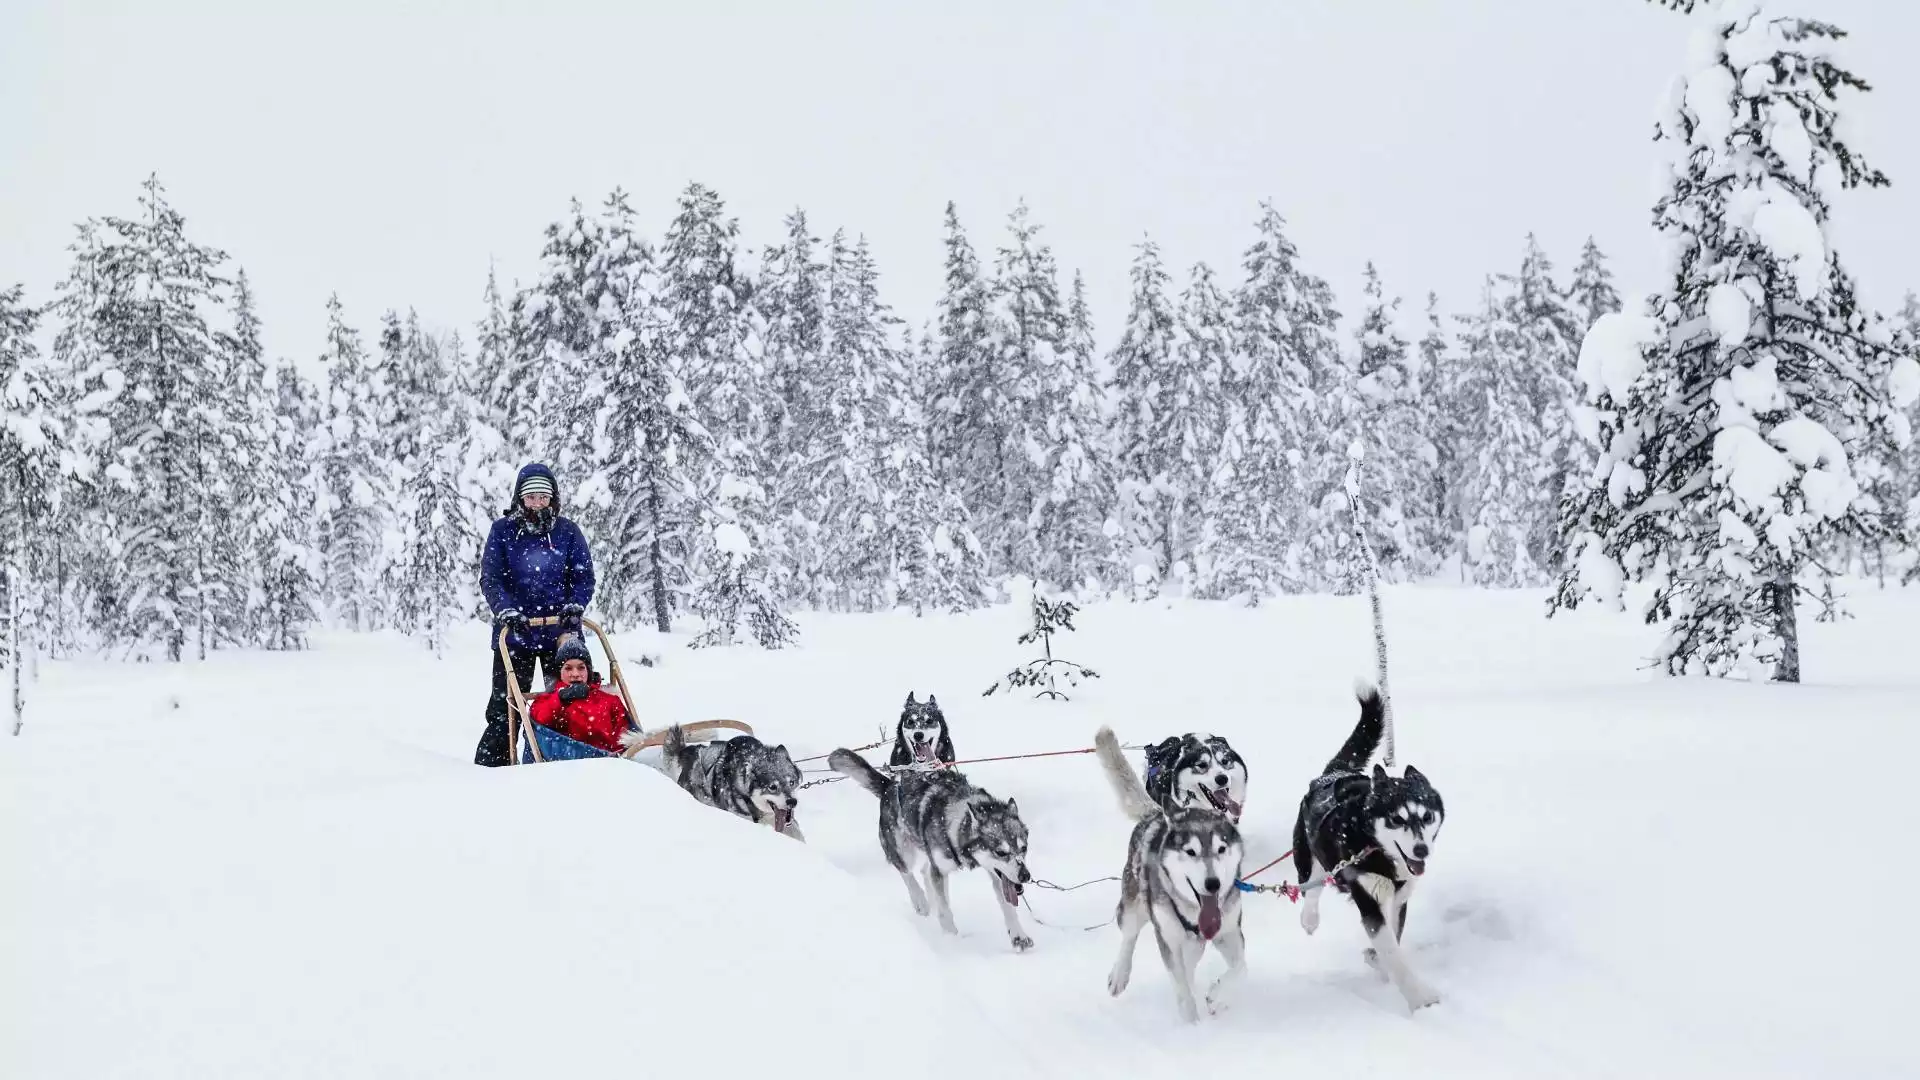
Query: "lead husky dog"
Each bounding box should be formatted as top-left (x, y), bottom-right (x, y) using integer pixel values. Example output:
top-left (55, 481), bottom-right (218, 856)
top-left (1094, 726), bottom-right (1247, 1023)
top-left (654, 724), bottom-right (807, 841)
top-left (827, 748), bottom-right (1035, 952)
top-left (1292, 680), bottom-right (1446, 1011)
top-left (888, 691), bottom-right (955, 768)
top-left (1142, 732), bottom-right (1248, 822)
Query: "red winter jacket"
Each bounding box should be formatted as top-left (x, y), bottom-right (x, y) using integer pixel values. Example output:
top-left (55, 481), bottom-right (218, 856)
top-left (528, 674), bottom-right (631, 754)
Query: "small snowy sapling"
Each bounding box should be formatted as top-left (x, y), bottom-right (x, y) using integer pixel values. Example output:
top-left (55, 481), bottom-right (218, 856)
top-left (983, 590), bottom-right (1099, 701)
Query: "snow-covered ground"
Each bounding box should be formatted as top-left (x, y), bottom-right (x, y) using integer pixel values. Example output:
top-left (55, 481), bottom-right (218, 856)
top-left (7, 582), bottom-right (1917, 1078)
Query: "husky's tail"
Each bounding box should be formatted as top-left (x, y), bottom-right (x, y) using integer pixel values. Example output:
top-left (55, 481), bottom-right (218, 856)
top-left (1324, 679), bottom-right (1386, 775)
top-left (828, 748), bottom-right (894, 796)
top-left (657, 723), bottom-right (692, 786)
top-left (1094, 726), bottom-right (1158, 822)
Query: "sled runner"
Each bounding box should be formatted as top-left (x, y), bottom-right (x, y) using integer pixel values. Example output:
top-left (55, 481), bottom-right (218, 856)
top-left (498, 615), bottom-right (752, 765)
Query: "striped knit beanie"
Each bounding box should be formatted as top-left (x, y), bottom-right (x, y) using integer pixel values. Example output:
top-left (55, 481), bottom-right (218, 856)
top-left (517, 474), bottom-right (555, 501)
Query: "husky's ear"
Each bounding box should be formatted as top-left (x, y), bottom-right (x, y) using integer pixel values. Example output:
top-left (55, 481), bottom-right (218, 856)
top-left (1403, 764), bottom-right (1426, 785)
top-left (905, 691), bottom-right (918, 705)
top-left (773, 744), bottom-right (787, 758)
top-left (1372, 763), bottom-right (1390, 784)
top-left (928, 694), bottom-right (939, 706)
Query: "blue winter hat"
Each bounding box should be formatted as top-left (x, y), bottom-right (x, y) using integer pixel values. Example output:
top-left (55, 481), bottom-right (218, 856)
top-left (554, 636), bottom-right (592, 669)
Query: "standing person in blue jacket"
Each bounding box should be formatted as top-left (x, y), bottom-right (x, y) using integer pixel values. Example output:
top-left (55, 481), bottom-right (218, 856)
top-left (474, 462), bottom-right (596, 767)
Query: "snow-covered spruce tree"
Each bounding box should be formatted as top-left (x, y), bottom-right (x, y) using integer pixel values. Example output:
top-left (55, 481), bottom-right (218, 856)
top-left (758, 209), bottom-right (829, 454)
top-left (391, 401), bottom-right (470, 657)
top-left (659, 181), bottom-right (796, 644)
top-left (1496, 234), bottom-right (1584, 578)
top-left (315, 294), bottom-right (386, 633)
top-left (216, 269), bottom-right (278, 649)
top-left (42, 221), bottom-right (118, 658)
top-left (1, 285), bottom-right (65, 730)
top-left (1414, 291), bottom-right (1460, 574)
top-left (688, 473), bottom-right (799, 649)
top-left (435, 330), bottom-right (505, 620)
top-left (1450, 276), bottom-right (1546, 586)
top-left (1552, 1), bottom-right (1916, 683)
top-left (1108, 243), bottom-right (1220, 598)
top-left (520, 198), bottom-right (612, 538)
top-left (593, 189), bottom-right (713, 633)
top-left (809, 230), bottom-right (903, 611)
top-left (1034, 269), bottom-right (1123, 597)
top-left (1568, 237), bottom-right (1624, 334)
top-left (257, 357), bottom-right (322, 650)
top-left (752, 210), bottom-right (831, 607)
top-left (473, 263), bottom-right (539, 468)
top-left (1105, 240), bottom-right (1178, 599)
top-left (1204, 203), bottom-right (1323, 600)
top-left (1347, 263), bottom-right (1443, 581)
top-left (888, 420), bottom-right (994, 617)
top-left (927, 202), bottom-right (1000, 509)
top-left (71, 176), bottom-right (232, 661)
top-left (378, 311), bottom-right (460, 634)
top-left (381, 309), bottom-right (449, 486)
top-left (990, 203), bottom-right (1098, 588)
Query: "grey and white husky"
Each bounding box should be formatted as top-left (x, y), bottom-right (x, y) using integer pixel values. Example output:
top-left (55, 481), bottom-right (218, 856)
top-left (1093, 726), bottom-right (1247, 1023)
top-left (1291, 680), bottom-right (1446, 1012)
top-left (826, 748), bottom-right (1035, 952)
top-left (654, 724), bottom-right (806, 841)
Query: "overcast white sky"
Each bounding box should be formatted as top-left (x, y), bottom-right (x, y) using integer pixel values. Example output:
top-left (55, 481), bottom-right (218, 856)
top-left (3, 0), bottom-right (1914, 376)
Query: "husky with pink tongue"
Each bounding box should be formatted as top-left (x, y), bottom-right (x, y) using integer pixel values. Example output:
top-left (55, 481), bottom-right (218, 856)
top-left (827, 747), bottom-right (1035, 952)
top-left (1094, 726), bottom-right (1247, 1024)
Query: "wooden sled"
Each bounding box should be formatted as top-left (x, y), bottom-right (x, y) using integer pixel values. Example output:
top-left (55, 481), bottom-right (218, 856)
top-left (499, 615), bottom-right (753, 765)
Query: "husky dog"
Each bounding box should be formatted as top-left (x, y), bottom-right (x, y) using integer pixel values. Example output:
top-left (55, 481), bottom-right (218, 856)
top-left (656, 725), bottom-right (807, 841)
top-left (888, 692), bottom-right (955, 768)
top-left (827, 748), bottom-right (1034, 952)
top-left (1094, 727), bottom-right (1247, 1023)
top-left (1143, 732), bottom-right (1248, 823)
top-left (1292, 680), bottom-right (1445, 1011)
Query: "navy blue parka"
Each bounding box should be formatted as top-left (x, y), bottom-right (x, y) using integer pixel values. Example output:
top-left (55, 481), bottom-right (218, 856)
top-left (480, 463), bottom-right (595, 652)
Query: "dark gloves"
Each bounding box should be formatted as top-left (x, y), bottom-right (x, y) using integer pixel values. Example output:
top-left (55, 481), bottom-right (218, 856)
top-left (496, 608), bottom-right (526, 632)
top-left (560, 604), bottom-right (585, 618)
top-left (559, 603), bottom-right (585, 634)
top-left (558, 683), bottom-right (591, 703)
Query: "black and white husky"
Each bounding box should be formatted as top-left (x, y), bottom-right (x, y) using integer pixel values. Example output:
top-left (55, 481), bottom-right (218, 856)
top-left (1292, 680), bottom-right (1446, 1011)
top-left (888, 691), bottom-right (955, 768)
top-left (654, 724), bottom-right (807, 841)
top-left (1143, 732), bottom-right (1248, 823)
top-left (1094, 726), bottom-right (1247, 1023)
top-left (827, 748), bottom-right (1035, 952)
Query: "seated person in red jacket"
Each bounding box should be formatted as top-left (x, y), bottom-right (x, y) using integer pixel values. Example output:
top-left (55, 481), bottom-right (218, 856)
top-left (527, 636), bottom-right (631, 753)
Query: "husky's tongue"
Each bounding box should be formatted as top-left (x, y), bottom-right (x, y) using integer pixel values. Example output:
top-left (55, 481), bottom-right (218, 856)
top-left (1197, 895), bottom-right (1223, 940)
top-left (997, 872), bottom-right (1022, 906)
top-left (773, 806), bottom-right (792, 832)
top-left (913, 739), bottom-right (935, 762)
top-left (1205, 788), bottom-right (1242, 821)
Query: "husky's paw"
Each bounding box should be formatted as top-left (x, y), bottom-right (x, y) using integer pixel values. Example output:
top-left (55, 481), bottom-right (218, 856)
top-left (1107, 966), bottom-right (1130, 997)
top-left (1361, 947), bottom-right (1389, 980)
top-left (1204, 986), bottom-right (1231, 1015)
top-left (1176, 998), bottom-right (1201, 1024)
top-left (1400, 979), bottom-right (1441, 1012)
top-left (1009, 933), bottom-right (1034, 952)
top-left (909, 894), bottom-right (930, 917)
top-left (1300, 906), bottom-right (1320, 935)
